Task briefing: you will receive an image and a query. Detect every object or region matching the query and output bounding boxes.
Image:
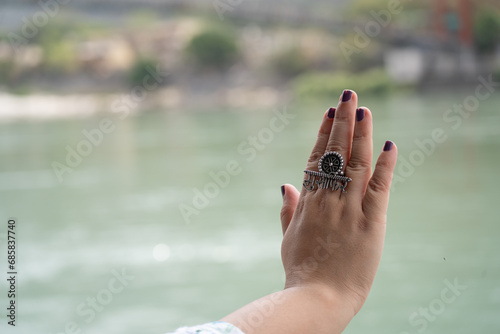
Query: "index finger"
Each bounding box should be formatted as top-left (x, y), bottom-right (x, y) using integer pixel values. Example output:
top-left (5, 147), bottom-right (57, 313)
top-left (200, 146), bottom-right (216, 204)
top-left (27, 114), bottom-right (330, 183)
top-left (304, 108), bottom-right (335, 171)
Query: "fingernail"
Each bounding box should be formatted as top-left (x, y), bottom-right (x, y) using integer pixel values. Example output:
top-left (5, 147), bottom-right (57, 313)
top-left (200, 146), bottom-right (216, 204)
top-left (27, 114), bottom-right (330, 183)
top-left (342, 90), bottom-right (352, 102)
top-left (281, 185), bottom-right (285, 197)
top-left (356, 108), bottom-right (365, 121)
top-left (383, 140), bottom-right (394, 151)
top-left (327, 107), bottom-right (336, 119)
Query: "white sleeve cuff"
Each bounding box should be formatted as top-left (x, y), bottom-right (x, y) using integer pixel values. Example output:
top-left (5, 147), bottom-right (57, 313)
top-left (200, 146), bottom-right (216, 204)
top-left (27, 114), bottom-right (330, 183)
top-left (167, 321), bottom-right (245, 334)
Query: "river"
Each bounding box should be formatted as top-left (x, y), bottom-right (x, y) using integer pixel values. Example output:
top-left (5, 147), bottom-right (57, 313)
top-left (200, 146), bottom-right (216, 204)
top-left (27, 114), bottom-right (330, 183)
top-left (0, 91), bottom-right (499, 333)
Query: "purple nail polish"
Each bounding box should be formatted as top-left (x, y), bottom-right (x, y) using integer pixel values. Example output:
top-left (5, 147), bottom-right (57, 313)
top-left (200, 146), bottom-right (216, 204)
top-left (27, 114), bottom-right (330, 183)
top-left (281, 185), bottom-right (285, 197)
top-left (383, 141), bottom-right (393, 151)
top-left (356, 108), bottom-right (365, 121)
top-left (342, 90), bottom-right (352, 102)
top-left (327, 107), bottom-right (336, 119)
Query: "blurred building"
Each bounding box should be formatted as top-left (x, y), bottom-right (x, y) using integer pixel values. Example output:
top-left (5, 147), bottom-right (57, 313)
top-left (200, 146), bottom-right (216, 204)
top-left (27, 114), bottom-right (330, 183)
top-left (433, 0), bottom-right (473, 47)
top-left (385, 0), bottom-right (499, 86)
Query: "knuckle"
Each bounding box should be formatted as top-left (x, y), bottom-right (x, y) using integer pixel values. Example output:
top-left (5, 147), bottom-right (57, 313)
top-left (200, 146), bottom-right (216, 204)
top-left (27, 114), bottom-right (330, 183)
top-left (308, 150), bottom-right (324, 164)
top-left (368, 176), bottom-right (391, 193)
top-left (326, 140), bottom-right (348, 154)
top-left (333, 112), bottom-right (350, 122)
top-left (353, 131), bottom-right (369, 141)
top-left (376, 158), bottom-right (393, 170)
top-left (317, 131), bottom-right (330, 141)
top-left (347, 158), bottom-right (371, 172)
top-left (280, 207), bottom-right (289, 221)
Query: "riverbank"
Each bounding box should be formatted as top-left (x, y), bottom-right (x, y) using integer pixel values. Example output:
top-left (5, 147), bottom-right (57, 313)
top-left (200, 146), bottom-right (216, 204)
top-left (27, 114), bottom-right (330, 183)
top-left (0, 85), bottom-right (287, 121)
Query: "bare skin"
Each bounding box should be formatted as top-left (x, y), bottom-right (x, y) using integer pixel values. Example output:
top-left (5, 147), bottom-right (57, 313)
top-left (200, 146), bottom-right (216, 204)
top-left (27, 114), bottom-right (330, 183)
top-left (222, 89), bottom-right (398, 334)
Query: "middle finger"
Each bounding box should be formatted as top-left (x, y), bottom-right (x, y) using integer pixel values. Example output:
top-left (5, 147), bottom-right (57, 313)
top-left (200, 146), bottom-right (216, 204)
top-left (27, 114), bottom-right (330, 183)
top-left (325, 89), bottom-right (358, 163)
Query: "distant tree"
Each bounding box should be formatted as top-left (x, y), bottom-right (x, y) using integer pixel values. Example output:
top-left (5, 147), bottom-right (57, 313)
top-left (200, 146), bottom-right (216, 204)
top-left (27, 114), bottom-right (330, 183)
top-left (270, 47), bottom-right (308, 78)
top-left (292, 68), bottom-right (393, 100)
top-left (37, 22), bottom-right (79, 74)
top-left (474, 9), bottom-right (500, 54)
top-left (185, 30), bottom-right (238, 70)
top-left (347, 0), bottom-right (425, 17)
top-left (129, 58), bottom-right (158, 87)
top-left (0, 60), bottom-right (16, 84)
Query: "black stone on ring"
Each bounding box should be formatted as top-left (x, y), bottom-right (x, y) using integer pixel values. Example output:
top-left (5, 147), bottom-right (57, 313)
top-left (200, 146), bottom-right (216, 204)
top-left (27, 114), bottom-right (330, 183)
top-left (319, 151), bottom-right (345, 176)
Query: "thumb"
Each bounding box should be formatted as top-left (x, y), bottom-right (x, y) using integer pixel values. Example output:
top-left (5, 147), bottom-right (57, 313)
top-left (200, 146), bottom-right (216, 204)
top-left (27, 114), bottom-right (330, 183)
top-left (280, 184), bottom-right (300, 235)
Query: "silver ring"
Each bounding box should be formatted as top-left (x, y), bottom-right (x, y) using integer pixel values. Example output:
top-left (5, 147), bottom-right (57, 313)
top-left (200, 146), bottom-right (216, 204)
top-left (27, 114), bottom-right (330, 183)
top-left (303, 151), bottom-right (352, 193)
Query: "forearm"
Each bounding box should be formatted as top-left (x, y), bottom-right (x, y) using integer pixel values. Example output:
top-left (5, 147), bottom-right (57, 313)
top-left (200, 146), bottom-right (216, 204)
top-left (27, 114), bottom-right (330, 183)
top-left (221, 285), bottom-right (355, 334)
top-left (219, 90), bottom-right (396, 334)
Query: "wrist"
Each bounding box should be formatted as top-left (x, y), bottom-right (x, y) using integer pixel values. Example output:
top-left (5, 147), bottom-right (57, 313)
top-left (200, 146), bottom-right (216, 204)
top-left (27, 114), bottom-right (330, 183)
top-left (283, 283), bottom-right (357, 332)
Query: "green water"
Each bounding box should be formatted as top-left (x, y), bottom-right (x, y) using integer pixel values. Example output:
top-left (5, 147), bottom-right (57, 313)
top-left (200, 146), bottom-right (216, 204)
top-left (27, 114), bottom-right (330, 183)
top-left (0, 92), bottom-right (499, 334)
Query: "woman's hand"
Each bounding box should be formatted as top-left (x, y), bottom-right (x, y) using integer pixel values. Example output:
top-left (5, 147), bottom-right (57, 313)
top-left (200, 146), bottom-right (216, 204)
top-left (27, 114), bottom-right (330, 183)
top-left (280, 89), bottom-right (397, 315)
top-left (223, 89), bottom-right (397, 334)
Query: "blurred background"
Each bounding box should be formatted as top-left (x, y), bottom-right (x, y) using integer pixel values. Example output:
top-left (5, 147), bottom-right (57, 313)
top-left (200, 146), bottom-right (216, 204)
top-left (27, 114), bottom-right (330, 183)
top-left (0, 0), bottom-right (499, 333)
